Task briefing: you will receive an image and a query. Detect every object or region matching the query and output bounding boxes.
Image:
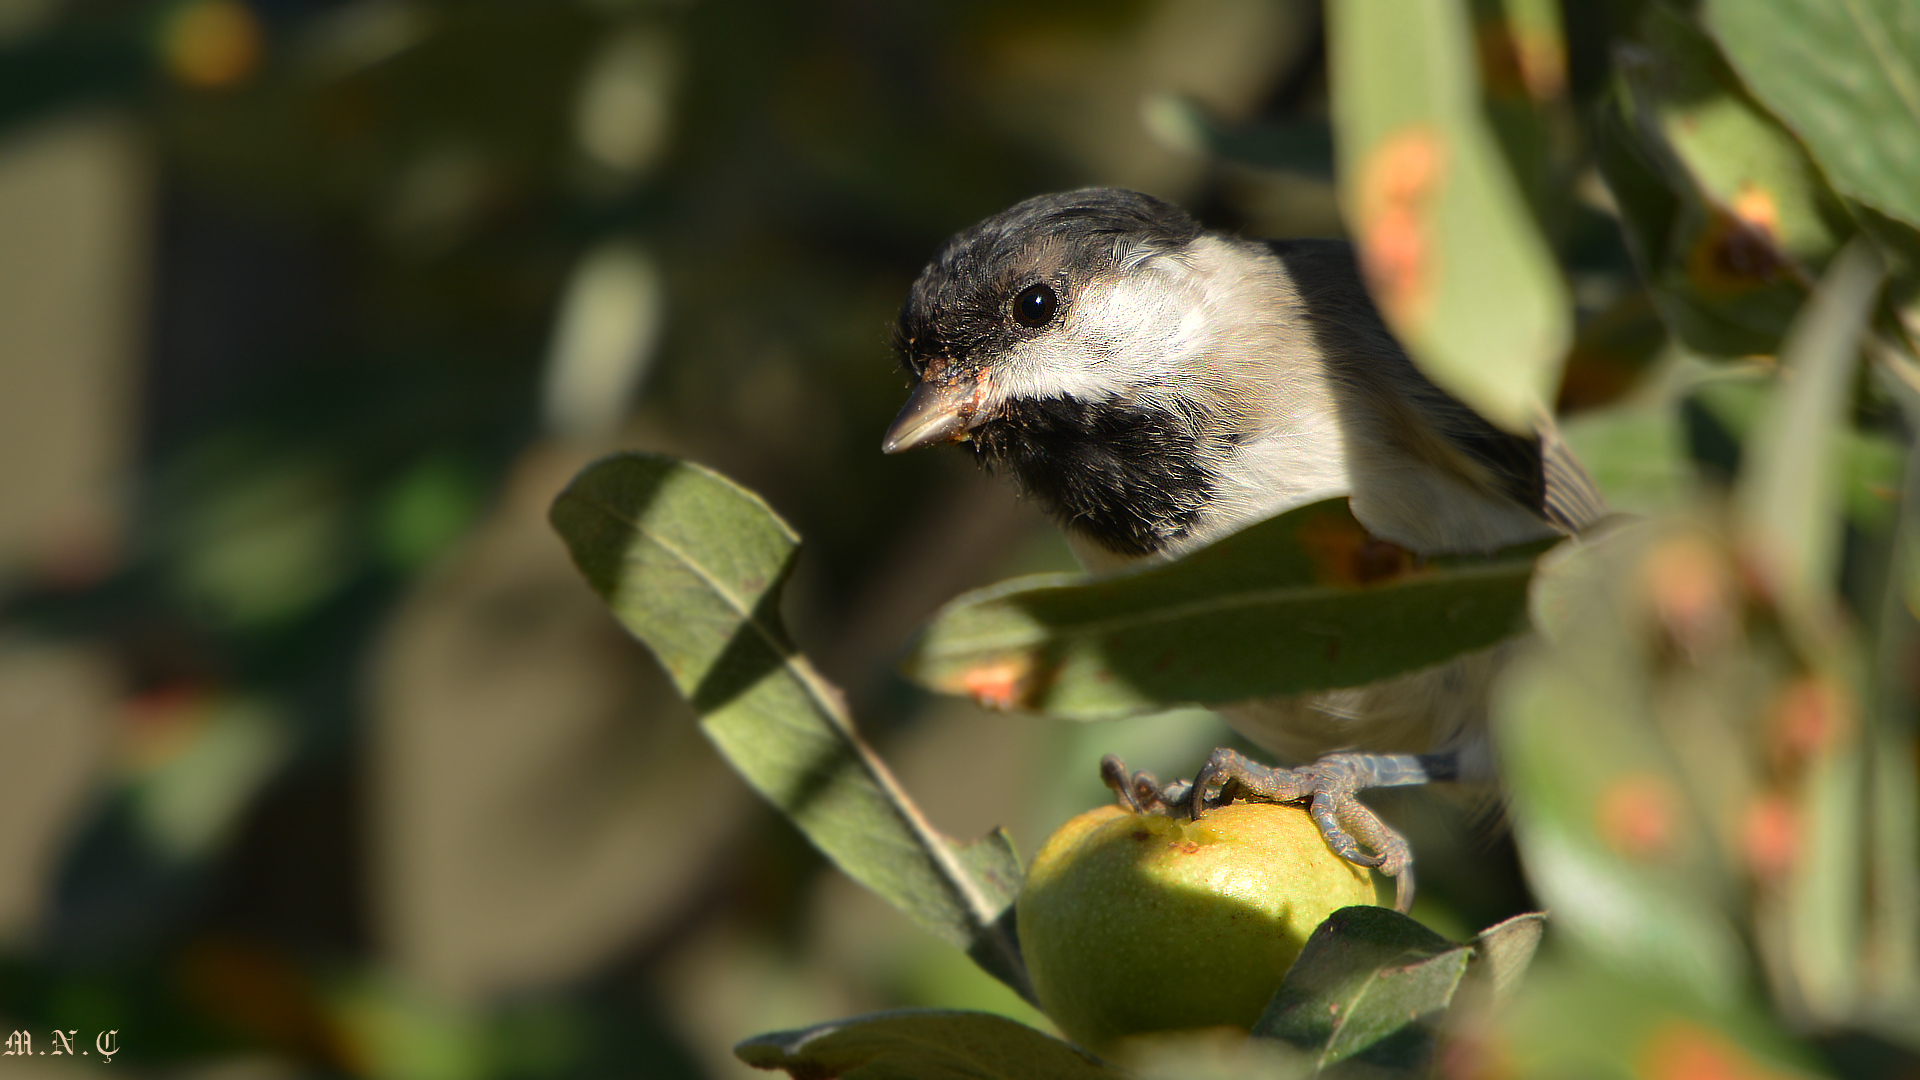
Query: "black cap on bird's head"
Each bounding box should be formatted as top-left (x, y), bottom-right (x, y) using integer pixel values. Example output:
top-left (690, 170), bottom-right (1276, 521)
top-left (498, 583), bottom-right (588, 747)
top-left (882, 188), bottom-right (1232, 560)
top-left (882, 189), bottom-right (1203, 454)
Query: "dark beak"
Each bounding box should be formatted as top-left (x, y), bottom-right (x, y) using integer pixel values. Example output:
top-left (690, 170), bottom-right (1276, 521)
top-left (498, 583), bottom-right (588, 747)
top-left (881, 365), bottom-right (982, 454)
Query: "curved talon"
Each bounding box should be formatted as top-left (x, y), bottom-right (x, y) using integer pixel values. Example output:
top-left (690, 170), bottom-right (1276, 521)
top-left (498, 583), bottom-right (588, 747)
top-left (1391, 865), bottom-right (1416, 913)
top-left (1100, 754), bottom-right (1143, 812)
top-left (1188, 747), bottom-right (1246, 820)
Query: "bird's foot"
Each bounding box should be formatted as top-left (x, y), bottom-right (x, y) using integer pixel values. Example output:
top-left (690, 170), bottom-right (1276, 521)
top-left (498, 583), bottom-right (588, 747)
top-left (1099, 754), bottom-right (1191, 815)
top-left (1098, 748), bottom-right (1450, 912)
top-left (1188, 747), bottom-right (1456, 913)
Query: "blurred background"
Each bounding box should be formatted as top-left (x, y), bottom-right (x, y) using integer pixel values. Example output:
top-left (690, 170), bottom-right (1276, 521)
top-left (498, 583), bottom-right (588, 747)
top-left (0, 0), bottom-right (1667, 1076)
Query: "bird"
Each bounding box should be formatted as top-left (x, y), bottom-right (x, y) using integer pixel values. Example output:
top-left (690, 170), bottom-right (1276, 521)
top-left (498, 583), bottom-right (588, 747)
top-left (881, 188), bottom-right (1605, 910)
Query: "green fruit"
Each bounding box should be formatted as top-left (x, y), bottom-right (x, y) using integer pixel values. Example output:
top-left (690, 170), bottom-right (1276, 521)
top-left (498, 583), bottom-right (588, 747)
top-left (1016, 801), bottom-right (1379, 1053)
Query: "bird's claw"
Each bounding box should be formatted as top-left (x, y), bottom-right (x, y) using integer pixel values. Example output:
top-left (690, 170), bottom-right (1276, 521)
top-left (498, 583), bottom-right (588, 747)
top-left (1099, 753), bottom-right (1190, 815)
top-left (1185, 747), bottom-right (1418, 913)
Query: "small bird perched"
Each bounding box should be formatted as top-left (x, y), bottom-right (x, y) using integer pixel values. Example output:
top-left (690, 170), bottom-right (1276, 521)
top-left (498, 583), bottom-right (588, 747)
top-left (882, 188), bottom-right (1604, 909)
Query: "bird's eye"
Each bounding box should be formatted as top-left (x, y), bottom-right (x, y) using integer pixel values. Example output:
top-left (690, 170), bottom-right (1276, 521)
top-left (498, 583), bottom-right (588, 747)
top-left (1012, 283), bottom-right (1059, 328)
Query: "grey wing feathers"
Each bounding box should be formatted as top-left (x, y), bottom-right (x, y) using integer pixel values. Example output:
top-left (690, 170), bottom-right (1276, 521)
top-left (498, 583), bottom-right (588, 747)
top-left (1262, 236), bottom-right (1608, 536)
top-left (1535, 413), bottom-right (1609, 533)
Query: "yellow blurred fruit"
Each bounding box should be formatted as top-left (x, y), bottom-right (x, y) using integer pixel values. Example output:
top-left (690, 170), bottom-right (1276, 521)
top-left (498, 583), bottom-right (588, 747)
top-left (1017, 801), bottom-right (1378, 1054)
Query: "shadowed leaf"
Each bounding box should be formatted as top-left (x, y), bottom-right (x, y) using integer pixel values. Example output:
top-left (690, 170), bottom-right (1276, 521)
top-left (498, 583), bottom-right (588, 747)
top-left (1255, 906), bottom-right (1471, 1072)
top-left (905, 499), bottom-right (1546, 720)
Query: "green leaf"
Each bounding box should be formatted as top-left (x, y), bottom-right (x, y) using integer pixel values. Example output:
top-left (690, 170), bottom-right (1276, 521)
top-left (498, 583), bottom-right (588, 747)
top-left (903, 499), bottom-right (1544, 720)
top-left (1735, 237), bottom-right (1886, 614)
top-left (549, 453), bottom-right (1030, 1000)
top-left (1469, 912), bottom-right (1547, 1008)
top-left (1595, 8), bottom-right (1849, 357)
top-left (1490, 955), bottom-right (1837, 1079)
top-left (1861, 429), bottom-right (1920, 1027)
top-left (1254, 906), bottom-right (1471, 1072)
top-left (1558, 395), bottom-right (1690, 518)
top-left (1494, 518), bottom-right (1757, 1008)
top-left (1703, 0), bottom-right (1920, 231)
top-left (1732, 240), bottom-right (1888, 1024)
top-left (1329, 0), bottom-right (1570, 433)
top-left (1688, 370), bottom-right (1907, 534)
top-left (733, 1010), bottom-right (1122, 1080)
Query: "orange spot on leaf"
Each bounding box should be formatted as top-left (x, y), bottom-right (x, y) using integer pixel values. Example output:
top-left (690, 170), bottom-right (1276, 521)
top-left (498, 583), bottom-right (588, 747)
top-left (954, 657), bottom-right (1032, 711)
top-left (1741, 793), bottom-right (1797, 881)
top-left (1596, 772), bottom-right (1683, 860)
top-left (1685, 197), bottom-right (1790, 295)
top-left (1357, 126), bottom-right (1447, 330)
top-left (1640, 1022), bottom-right (1799, 1080)
top-left (1769, 677), bottom-right (1852, 768)
top-left (1641, 534), bottom-right (1737, 661)
top-left (1297, 511), bottom-right (1412, 587)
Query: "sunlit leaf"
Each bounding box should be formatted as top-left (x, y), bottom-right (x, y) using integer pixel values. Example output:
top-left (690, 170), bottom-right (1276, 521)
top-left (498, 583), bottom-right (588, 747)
top-left (1329, 0), bottom-right (1570, 433)
top-left (734, 1010), bottom-right (1121, 1080)
top-left (1703, 0), bottom-right (1920, 231)
top-left (904, 499), bottom-right (1544, 720)
top-left (549, 453), bottom-right (1029, 1000)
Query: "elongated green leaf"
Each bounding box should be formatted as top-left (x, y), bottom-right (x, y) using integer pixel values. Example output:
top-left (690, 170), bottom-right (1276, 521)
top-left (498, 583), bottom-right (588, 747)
top-left (1703, 0), bottom-right (1920, 230)
top-left (1255, 906), bottom-right (1470, 1071)
top-left (1733, 240), bottom-right (1887, 1024)
top-left (734, 1010), bottom-right (1121, 1080)
top-left (1736, 237), bottom-right (1885, 613)
top-left (549, 453), bottom-right (1030, 1000)
top-left (1495, 518), bottom-right (1757, 1009)
top-left (1329, 0), bottom-right (1569, 433)
top-left (905, 499), bottom-right (1543, 720)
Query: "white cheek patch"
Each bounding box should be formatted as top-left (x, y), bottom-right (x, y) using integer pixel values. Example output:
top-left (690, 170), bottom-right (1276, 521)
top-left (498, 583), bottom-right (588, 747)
top-left (988, 259), bottom-right (1213, 409)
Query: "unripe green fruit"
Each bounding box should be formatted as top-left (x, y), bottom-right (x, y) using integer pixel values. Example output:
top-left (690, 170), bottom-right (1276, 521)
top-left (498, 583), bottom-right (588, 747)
top-left (1017, 802), bottom-right (1379, 1053)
